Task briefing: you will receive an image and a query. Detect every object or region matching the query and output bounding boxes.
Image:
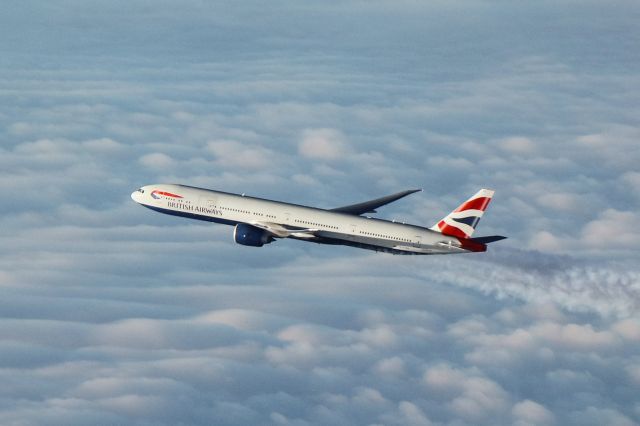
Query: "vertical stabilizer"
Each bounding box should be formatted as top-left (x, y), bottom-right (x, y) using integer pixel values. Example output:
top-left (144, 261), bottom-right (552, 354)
top-left (430, 189), bottom-right (494, 238)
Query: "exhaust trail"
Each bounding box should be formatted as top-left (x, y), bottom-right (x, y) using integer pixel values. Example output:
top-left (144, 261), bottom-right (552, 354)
top-left (415, 249), bottom-right (640, 318)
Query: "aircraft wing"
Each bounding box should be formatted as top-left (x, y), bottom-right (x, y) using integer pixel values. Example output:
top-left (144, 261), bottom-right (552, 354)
top-left (249, 221), bottom-right (318, 238)
top-left (330, 189), bottom-right (422, 216)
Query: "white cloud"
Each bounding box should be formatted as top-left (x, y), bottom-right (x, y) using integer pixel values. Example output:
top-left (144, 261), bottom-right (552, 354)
top-left (423, 364), bottom-right (513, 422)
top-left (396, 401), bottom-right (433, 426)
top-left (612, 318), bottom-right (640, 341)
top-left (536, 192), bottom-right (581, 212)
top-left (298, 128), bottom-right (349, 160)
top-left (423, 366), bottom-right (467, 404)
top-left (621, 171), bottom-right (640, 199)
top-left (449, 376), bottom-right (510, 422)
top-left (426, 155), bottom-right (473, 169)
top-left (195, 309), bottom-right (289, 332)
top-left (529, 230), bottom-right (566, 252)
top-left (498, 137), bottom-right (536, 155)
top-left (512, 399), bottom-right (555, 426)
top-left (13, 138), bottom-right (82, 166)
top-left (372, 356), bottom-right (406, 377)
top-left (570, 407), bottom-right (636, 426)
top-left (138, 152), bottom-right (175, 169)
top-left (206, 140), bottom-right (277, 170)
top-left (580, 209), bottom-right (640, 249)
top-left (626, 364), bottom-right (640, 385)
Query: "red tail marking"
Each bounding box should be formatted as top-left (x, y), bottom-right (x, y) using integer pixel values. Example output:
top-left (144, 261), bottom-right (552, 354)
top-left (437, 221), bottom-right (469, 238)
top-left (455, 197), bottom-right (491, 212)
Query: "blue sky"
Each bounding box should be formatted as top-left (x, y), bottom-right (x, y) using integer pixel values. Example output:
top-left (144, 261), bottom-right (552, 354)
top-left (1, 1), bottom-right (639, 425)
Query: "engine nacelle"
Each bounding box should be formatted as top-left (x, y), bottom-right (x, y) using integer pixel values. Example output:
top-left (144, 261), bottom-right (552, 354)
top-left (233, 223), bottom-right (274, 247)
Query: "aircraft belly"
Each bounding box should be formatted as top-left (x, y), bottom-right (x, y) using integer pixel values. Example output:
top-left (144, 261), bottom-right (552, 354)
top-left (302, 233), bottom-right (433, 255)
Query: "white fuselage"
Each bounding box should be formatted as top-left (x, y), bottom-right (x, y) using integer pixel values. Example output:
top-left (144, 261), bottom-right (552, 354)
top-left (131, 184), bottom-right (479, 255)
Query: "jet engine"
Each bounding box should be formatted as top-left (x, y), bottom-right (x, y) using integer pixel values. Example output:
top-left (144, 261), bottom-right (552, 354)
top-left (233, 223), bottom-right (274, 247)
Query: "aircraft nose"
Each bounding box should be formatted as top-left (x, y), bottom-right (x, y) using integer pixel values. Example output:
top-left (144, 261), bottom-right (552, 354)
top-left (131, 189), bottom-right (143, 203)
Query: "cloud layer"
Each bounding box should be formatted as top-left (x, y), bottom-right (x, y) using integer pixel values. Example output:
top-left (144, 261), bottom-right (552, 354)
top-left (1, 1), bottom-right (639, 425)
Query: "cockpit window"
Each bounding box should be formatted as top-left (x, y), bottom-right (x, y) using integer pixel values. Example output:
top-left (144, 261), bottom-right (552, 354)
top-left (137, 188), bottom-right (145, 193)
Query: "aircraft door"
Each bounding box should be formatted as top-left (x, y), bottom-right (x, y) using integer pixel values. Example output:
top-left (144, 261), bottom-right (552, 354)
top-left (350, 224), bottom-right (358, 240)
top-left (414, 235), bottom-right (422, 248)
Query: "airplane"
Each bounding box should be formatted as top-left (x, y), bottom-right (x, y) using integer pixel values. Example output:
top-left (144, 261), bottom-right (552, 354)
top-left (131, 184), bottom-right (506, 255)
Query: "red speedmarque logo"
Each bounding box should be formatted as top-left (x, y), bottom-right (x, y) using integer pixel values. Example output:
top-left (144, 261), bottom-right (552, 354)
top-left (151, 190), bottom-right (183, 200)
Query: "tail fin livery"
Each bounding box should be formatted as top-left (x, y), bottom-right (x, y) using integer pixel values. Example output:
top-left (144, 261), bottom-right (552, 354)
top-left (430, 189), bottom-right (494, 238)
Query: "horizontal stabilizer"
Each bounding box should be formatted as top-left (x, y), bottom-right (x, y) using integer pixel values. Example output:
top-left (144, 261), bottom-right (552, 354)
top-left (331, 189), bottom-right (422, 216)
top-left (469, 235), bottom-right (507, 244)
